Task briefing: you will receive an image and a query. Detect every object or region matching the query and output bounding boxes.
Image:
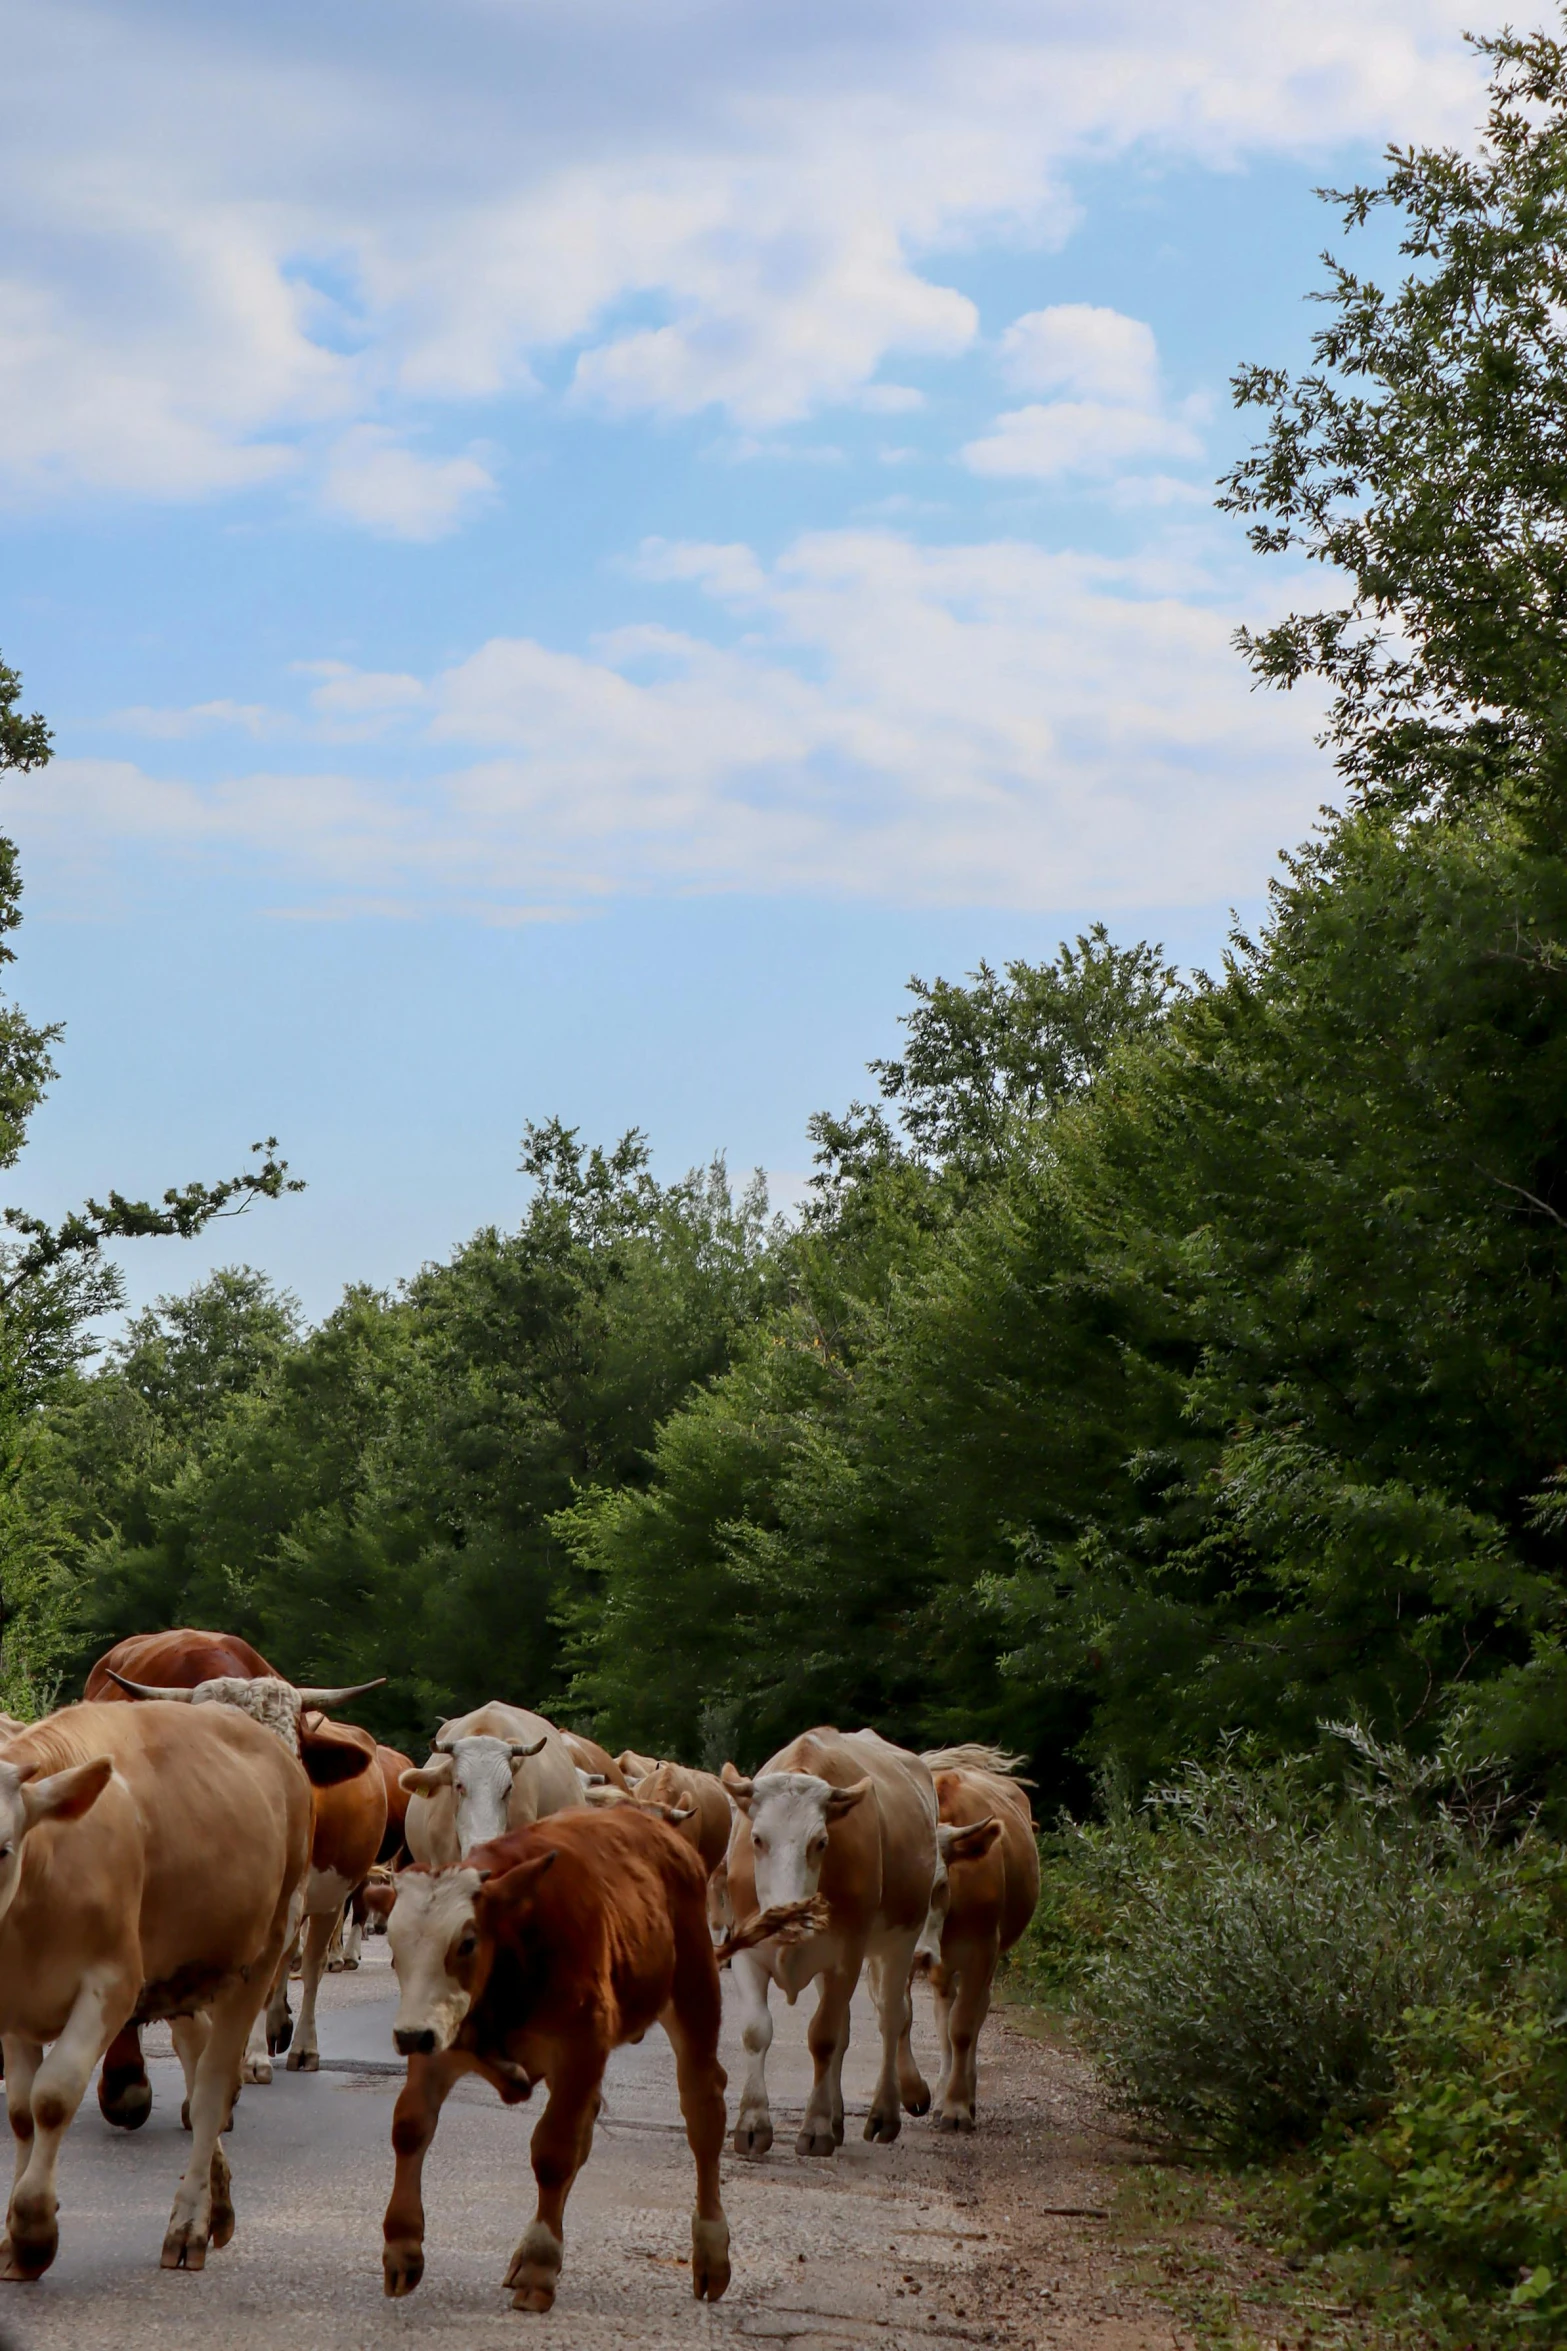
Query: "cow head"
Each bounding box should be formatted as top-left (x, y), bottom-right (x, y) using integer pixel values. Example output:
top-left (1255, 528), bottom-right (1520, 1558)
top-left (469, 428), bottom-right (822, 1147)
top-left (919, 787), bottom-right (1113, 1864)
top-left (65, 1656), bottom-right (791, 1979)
top-left (104, 1670), bottom-right (383, 1786)
top-left (388, 1847), bottom-right (557, 2055)
top-left (0, 1753), bottom-right (115, 1924)
top-left (913, 1815), bottom-right (1001, 1970)
top-left (721, 1763), bottom-right (873, 1908)
top-left (398, 1732), bottom-right (547, 1857)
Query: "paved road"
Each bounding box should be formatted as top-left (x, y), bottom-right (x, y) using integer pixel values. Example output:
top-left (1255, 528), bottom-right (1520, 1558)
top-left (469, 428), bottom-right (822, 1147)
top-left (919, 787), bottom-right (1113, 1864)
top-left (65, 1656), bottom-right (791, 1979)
top-left (0, 1948), bottom-right (999, 2351)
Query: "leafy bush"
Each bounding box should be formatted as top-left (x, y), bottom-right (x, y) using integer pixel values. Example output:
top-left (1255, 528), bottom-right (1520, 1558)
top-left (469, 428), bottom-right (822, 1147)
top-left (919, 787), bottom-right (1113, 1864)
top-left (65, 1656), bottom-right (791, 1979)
top-left (1310, 1999), bottom-right (1567, 2334)
top-left (1078, 1735), bottom-right (1508, 2156)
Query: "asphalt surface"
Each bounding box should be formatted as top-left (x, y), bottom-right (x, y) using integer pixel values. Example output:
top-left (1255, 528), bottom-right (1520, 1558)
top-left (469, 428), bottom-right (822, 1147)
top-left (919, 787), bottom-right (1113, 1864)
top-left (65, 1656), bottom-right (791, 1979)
top-left (0, 1945), bottom-right (1004, 2351)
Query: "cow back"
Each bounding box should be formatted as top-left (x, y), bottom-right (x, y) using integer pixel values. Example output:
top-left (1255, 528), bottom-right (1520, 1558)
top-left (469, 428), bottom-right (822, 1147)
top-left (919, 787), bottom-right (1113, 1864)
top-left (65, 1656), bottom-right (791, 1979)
top-left (85, 1628), bottom-right (278, 1701)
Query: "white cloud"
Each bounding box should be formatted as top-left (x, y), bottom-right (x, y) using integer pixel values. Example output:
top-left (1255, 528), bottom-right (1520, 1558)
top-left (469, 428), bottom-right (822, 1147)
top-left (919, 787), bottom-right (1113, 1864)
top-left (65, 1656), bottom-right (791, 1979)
top-left (110, 699), bottom-right (278, 739)
top-left (967, 304), bottom-right (1203, 481)
top-left (999, 305), bottom-right (1160, 404)
top-left (965, 398), bottom-right (1202, 478)
top-left (12, 528), bottom-right (1329, 912)
top-left (0, 0), bottom-right (1487, 505)
top-left (318, 428), bottom-right (494, 539)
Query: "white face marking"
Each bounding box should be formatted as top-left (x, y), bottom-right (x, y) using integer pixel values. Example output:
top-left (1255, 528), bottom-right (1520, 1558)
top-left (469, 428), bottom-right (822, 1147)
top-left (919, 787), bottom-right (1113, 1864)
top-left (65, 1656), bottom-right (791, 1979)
top-left (445, 1736), bottom-right (523, 1857)
top-left (745, 1773), bottom-right (834, 1909)
top-left (388, 1870), bottom-right (484, 2053)
top-left (191, 1677), bottom-right (303, 1754)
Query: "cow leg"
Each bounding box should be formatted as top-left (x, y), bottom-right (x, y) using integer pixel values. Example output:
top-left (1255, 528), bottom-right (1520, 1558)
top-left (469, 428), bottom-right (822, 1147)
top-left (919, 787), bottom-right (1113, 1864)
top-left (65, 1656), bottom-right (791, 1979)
top-left (285, 1904), bottom-right (338, 2072)
top-left (728, 1949), bottom-right (775, 2158)
top-left (872, 1939), bottom-right (930, 2122)
top-left (264, 1953), bottom-right (294, 2059)
top-left (864, 1932), bottom-right (922, 2142)
top-left (505, 2054), bottom-right (605, 2313)
top-left (4, 1971), bottom-right (129, 2281)
top-left (170, 2014), bottom-right (229, 2134)
top-left (935, 1961), bottom-right (993, 2132)
top-left (97, 2022), bottom-right (153, 2131)
top-left (3, 2038), bottom-right (39, 2194)
top-left (663, 1980), bottom-right (730, 2301)
top-left (382, 2049), bottom-right (464, 2297)
top-left (339, 1894), bottom-right (364, 1971)
top-left (799, 1963), bottom-right (857, 2158)
top-left (930, 1965), bottom-right (956, 2109)
top-left (161, 1971), bottom-right (257, 2270)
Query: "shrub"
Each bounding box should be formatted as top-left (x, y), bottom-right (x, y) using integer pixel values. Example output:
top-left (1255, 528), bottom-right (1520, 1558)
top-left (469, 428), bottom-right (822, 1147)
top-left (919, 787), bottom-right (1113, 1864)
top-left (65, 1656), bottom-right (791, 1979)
top-left (1077, 1735), bottom-right (1506, 2156)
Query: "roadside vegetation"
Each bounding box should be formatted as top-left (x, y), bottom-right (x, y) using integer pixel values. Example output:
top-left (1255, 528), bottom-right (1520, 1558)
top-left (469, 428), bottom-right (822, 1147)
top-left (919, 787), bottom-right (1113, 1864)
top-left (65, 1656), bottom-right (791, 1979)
top-left (9, 18), bottom-right (1567, 2340)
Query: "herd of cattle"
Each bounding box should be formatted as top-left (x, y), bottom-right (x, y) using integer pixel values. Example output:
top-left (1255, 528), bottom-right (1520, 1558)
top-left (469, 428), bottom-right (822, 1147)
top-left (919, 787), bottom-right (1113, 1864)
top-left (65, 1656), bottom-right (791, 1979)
top-left (0, 1627), bottom-right (1040, 2314)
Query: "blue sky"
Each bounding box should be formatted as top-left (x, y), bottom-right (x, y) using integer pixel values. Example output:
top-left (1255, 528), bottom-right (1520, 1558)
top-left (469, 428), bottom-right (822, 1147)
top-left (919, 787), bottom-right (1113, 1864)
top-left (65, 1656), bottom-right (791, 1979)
top-left (0, 0), bottom-right (1489, 1322)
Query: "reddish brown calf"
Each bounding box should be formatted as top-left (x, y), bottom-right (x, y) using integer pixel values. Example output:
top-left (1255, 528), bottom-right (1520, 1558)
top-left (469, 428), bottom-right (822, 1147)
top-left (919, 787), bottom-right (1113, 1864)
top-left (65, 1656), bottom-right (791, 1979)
top-left (382, 1807), bottom-right (731, 2314)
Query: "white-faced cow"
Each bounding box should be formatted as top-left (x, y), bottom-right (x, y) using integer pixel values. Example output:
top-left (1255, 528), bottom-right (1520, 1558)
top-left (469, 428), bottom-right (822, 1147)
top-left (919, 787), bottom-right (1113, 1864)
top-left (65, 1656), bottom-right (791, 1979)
top-left (382, 1806), bottom-right (734, 2313)
top-left (0, 1700), bottom-right (311, 2277)
top-left (102, 1668), bottom-right (386, 2082)
top-left (400, 1704), bottom-right (583, 1867)
top-left (722, 1726), bottom-right (936, 2158)
top-left (912, 1746), bottom-right (1040, 2131)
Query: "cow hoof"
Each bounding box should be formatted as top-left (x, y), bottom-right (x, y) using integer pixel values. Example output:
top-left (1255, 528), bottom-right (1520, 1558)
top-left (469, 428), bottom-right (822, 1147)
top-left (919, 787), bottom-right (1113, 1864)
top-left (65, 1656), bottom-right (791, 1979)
top-left (691, 2218), bottom-right (731, 2302)
top-left (505, 2222), bottom-right (562, 2311)
top-left (268, 2016), bottom-right (293, 2057)
top-left (243, 2057), bottom-right (272, 2087)
top-left (98, 2074), bottom-right (153, 2132)
top-left (795, 2123), bottom-right (837, 2158)
top-left (383, 2243), bottom-right (424, 2298)
top-left (863, 2107), bottom-right (901, 2145)
top-left (732, 2118), bottom-right (773, 2159)
top-left (285, 2049), bottom-right (319, 2073)
top-left (903, 2085), bottom-right (932, 2117)
top-left (934, 2108), bottom-right (974, 2133)
top-left (160, 2223), bottom-right (209, 2272)
top-left (831, 2112), bottom-right (845, 2145)
top-left (0, 2217), bottom-right (57, 2282)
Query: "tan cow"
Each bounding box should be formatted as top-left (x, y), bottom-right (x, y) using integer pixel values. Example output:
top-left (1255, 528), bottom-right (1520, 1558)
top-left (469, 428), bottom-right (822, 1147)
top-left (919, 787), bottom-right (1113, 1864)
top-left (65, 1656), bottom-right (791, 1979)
top-left (627, 1761), bottom-right (735, 1935)
top-left (558, 1732), bottom-right (631, 1792)
top-left (103, 1670), bottom-right (385, 2082)
top-left (0, 1700), bottom-right (311, 2277)
top-left (614, 1747), bottom-right (662, 1785)
top-left (722, 1726), bottom-right (936, 2158)
top-left (400, 1703), bottom-right (583, 1867)
top-left (913, 1746), bottom-right (1040, 2131)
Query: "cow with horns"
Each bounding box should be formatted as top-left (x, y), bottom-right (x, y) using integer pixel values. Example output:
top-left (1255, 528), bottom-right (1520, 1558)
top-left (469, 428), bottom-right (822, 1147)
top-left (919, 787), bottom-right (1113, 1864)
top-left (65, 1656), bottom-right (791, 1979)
top-left (89, 1632), bottom-right (385, 2103)
top-left (0, 1699), bottom-right (312, 2277)
top-left (400, 1704), bottom-right (584, 1867)
top-left (721, 1726), bottom-right (937, 2159)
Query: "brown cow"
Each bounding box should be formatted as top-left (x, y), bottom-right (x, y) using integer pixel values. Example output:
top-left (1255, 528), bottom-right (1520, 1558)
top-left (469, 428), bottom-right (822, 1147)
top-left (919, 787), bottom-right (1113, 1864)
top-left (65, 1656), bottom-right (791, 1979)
top-left (336, 1746), bottom-right (415, 1970)
top-left (383, 1808), bottom-right (733, 2314)
top-left (615, 1747), bottom-right (661, 1785)
top-left (85, 1629), bottom-right (277, 1700)
top-left (913, 1746), bottom-right (1040, 2132)
top-left (0, 1700), bottom-right (311, 2276)
top-left (722, 1727), bottom-right (936, 2158)
top-left (101, 1666), bottom-right (385, 2082)
top-left (558, 1732), bottom-right (631, 1792)
top-left (627, 1761), bottom-right (735, 1935)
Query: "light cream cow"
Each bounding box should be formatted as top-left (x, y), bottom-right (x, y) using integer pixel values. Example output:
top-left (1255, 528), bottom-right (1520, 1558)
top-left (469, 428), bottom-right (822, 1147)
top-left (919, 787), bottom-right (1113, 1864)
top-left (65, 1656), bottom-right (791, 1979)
top-left (722, 1726), bottom-right (936, 2158)
top-left (401, 1703), bottom-right (583, 1865)
top-left (0, 1700), bottom-right (310, 2277)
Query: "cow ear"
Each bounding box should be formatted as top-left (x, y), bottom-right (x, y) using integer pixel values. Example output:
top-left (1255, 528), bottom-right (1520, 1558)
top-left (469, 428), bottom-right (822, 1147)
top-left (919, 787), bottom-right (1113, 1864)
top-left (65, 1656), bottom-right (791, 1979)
top-left (721, 1762), bottom-right (754, 1815)
top-left (824, 1775), bottom-right (873, 1821)
top-left (481, 1850), bottom-right (558, 1912)
top-left (300, 1722), bottom-right (375, 1788)
top-left (22, 1755), bottom-right (114, 1830)
top-left (941, 1816), bottom-right (1001, 1863)
top-left (401, 1759), bottom-right (453, 1799)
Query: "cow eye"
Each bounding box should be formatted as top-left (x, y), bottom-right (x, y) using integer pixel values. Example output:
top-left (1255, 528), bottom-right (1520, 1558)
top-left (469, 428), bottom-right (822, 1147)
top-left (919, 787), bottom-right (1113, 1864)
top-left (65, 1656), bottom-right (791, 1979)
top-left (752, 1836), bottom-right (768, 1855)
top-left (456, 1931), bottom-right (477, 1959)
top-left (808, 1835), bottom-right (826, 1858)
top-left (0, 1843), bottom-right (11, 1861)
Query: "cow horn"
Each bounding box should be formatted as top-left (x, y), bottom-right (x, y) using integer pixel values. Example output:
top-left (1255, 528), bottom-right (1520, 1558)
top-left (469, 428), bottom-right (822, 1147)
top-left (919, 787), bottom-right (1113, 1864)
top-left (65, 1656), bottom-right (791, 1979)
top-left (508, 1736), bottom-right (549, 1761)
top-left (104, 1671), bottom-right (193, 1702)
top-left (291, 1677), bottom-right (386, 1708)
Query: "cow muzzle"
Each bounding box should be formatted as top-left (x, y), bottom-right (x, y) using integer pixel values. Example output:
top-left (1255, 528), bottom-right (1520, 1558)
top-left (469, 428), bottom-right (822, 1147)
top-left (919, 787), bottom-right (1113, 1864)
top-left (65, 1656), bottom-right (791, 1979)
top-left (393, 2026), bottom-right (437, 2058)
